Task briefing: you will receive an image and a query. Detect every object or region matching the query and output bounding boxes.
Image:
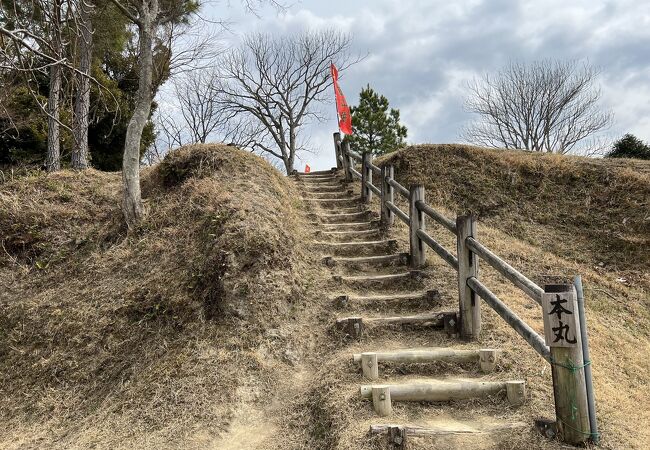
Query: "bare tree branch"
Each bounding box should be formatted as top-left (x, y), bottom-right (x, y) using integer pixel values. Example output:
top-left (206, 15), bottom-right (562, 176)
top-left (462, 60), bottom-right (613, 155)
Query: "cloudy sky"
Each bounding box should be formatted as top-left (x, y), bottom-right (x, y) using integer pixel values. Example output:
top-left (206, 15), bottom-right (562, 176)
top-left (186, 0), bottom-right (650, 170)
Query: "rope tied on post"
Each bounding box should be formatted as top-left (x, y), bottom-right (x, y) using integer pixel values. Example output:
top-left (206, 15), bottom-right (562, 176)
top-left (550, 356), bottom-right (591, 373)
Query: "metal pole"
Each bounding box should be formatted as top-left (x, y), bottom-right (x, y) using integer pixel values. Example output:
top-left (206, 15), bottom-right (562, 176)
top-left (574, 275), bottom-right (599, 444)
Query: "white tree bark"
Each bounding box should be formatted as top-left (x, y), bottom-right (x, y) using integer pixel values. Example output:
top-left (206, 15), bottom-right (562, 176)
top-left (72, 1), bottom-right (93, 170)
top-left (121, 1), bottom-right (157, 226)
top-left (46, 0), bottom-right (63, 172)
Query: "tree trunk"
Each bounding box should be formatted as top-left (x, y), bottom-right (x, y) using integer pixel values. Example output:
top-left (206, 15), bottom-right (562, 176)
top-left (46, 1), bottom-right (62, 172)
top-left (122, 4), bottom-right (157, 226)
top-left (72, 3), bottom-right (93, 170)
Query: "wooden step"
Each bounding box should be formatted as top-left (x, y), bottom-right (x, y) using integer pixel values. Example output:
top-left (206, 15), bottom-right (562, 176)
top-left (353, 348), bottom-right (498, 380)
top-left (323, 252), bottom-right (407, 267)
top-left (368, 420), bottom-right (528, 445)
top-left (331, 290), bottom-right (439, 308)
top-left (301, 197), bottom-right (360, 205)
top-left (336, 311), bottom-right (457, 339)
top-left (360, 378), bottom-right (526, 416)
top-left (303, 191), bottom-right (353, 199)
top-left (315, 239), bottom-right (397, 255)
top-left (319, 229), bottom-right (380, 240)
top-left (332, 270), bottom-right (425, 284)
top-left (301, 185), bottom-right (348, 193)
top-left (316, 211), bottom-right (374, 224)
top-left (295, 169), bottom-right (336, 176)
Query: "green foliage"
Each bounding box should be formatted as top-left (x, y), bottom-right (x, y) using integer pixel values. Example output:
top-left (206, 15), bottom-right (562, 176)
top-left (348, 85), bottom-right (407, 156)
top-left (606, 134), bottom-right (650, 160)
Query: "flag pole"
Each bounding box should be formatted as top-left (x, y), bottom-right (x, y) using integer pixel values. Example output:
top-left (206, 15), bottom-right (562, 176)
top-left (331, 61), bottom-right (342, 134)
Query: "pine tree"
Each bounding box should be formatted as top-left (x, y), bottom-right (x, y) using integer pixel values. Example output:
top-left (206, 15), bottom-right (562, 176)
top-left (348, 85), bottom-right (407, 156)
top-left (606, 134), bottom-right (650, 160)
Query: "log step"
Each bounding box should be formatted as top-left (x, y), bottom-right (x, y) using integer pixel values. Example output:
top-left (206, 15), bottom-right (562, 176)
top-left (332, 270), bottom-right (424, 284)
top-left (301, 198), bottom-right (358, 203)
top-left (303, 192), bottom-right (353, 199)
top-left (314, 221), bottom-right (376, 231)
top-left (368, 420), bottom-right (529, 440)
top-left (331, 290), bottom-right (439, 307)
top-left (294, 169), bottom-right (336, 176)
top-left (315, 240), bottom-right (397, 255)
top-left (361, 379), bottom-right (526, 416)
top-left (335, 311), bottom-right (457, 339)
top-left (316, 239), bottom-right (394, 247)
top-left (301, 185), bottom-right (348, 193)
top-left (323, 253), bottom-right (407, 267)
top-left (353, 348), bottom-right (499, 380)
top-left (321, 229), bottom-right (379, 236)
top-left (316, 212), bottom-right (372, 223)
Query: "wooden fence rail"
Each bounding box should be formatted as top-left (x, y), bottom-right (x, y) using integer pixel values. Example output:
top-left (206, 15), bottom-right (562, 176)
top-left (333, 134), bottom-right (598, 446)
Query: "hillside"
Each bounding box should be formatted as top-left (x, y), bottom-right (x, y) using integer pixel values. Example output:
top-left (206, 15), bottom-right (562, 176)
top-left (372, 145), bottom-right (650, 448)
top-left (1, 143), bottom-right (648, 450)
top-left (0, 144), bottom-right (313, 448)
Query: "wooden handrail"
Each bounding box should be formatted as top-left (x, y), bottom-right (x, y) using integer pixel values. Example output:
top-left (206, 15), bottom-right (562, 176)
top-left (369, 162), bottom-right (381, 175)
top-left (466, 237), bottom-right (543, 305)
top-left (386, 201), bottom-right (409, 225)
top-left (467, 277), bottom-right (551, 362)
top-left (387, 178), bottom-right (409, 198)
top-left (348, 148), bottom-right (362, 161)
top-left (415, 200), bottom-right (457, 234)
top-left (350, 167), bottom-right (362, 179)
top-left (416, 229), bottom-right (458, 270)
top-left (366, 181), bottom-right (380, 196)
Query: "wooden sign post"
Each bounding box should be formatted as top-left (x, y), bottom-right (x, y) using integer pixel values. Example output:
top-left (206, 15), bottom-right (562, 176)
top-left (542, 284), bottom-right (590, 445)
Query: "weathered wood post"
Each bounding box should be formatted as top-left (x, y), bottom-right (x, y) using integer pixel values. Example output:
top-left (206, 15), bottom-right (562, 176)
top-left (341, 140), bottom-right (353, 182)
top-left (380, 165), bottom-right (394, 228)
top-left (333, 132), bottom-right (343, 170)
top-left (387, 426), bottom-right (407, 450)
top-left (456, 215), bottom-right (480, 340)
top-left (409, 185), bottom-right (426, 268)
top-left (542, 284), bottom-right (590, 446)
top-left (361, 151), bottom-right (372, 203)
top-left (372, 385), bottom-right (392, 417)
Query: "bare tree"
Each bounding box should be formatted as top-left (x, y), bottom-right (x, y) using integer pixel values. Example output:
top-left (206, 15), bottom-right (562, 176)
top-left (71, 0), bottom-right (93, 169)
top-left (463, 60), bottom-right (613, 154)
top-left (212, 29), bottom-right (356, 173)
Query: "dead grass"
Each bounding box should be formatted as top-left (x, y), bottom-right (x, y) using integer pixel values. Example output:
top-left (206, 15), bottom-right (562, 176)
top-left (0, 144), bottom-right (310, 448)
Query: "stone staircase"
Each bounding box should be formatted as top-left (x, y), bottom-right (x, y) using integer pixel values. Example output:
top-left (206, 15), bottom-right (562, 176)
top-left (294, 169), bottom-right (528, 448)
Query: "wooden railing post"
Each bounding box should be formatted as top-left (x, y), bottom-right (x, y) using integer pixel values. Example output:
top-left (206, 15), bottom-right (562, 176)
top-left (409, 185), bottom-right (425, 268)
top-left (456, 214), bottom-right (480, 339)
top-left (380, 165), bottom-right (394, 228)
top-left (333, 132), bottom-right (343, 170)
top-left (542, 284), bottom-right (590, 445)
top-left (361, 151), bottom-right (372, 203)
top-left (341, 140), bottom-right (352, 181)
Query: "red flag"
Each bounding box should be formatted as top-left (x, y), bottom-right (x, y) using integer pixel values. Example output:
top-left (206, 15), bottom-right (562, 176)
top-left (305, 164), bottom-right (311, 173)
top-left (330, 63), bottom-right (353, 135)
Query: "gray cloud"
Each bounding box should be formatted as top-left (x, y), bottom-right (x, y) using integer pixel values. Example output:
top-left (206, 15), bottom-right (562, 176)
top-left (195, 0), bottom-right (650, 169)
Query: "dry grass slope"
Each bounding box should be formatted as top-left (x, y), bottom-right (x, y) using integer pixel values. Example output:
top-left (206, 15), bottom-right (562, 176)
top-left (373, 144), bottom-right (650, 449)
top-left (0, 144), bottom-right (310, 449)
